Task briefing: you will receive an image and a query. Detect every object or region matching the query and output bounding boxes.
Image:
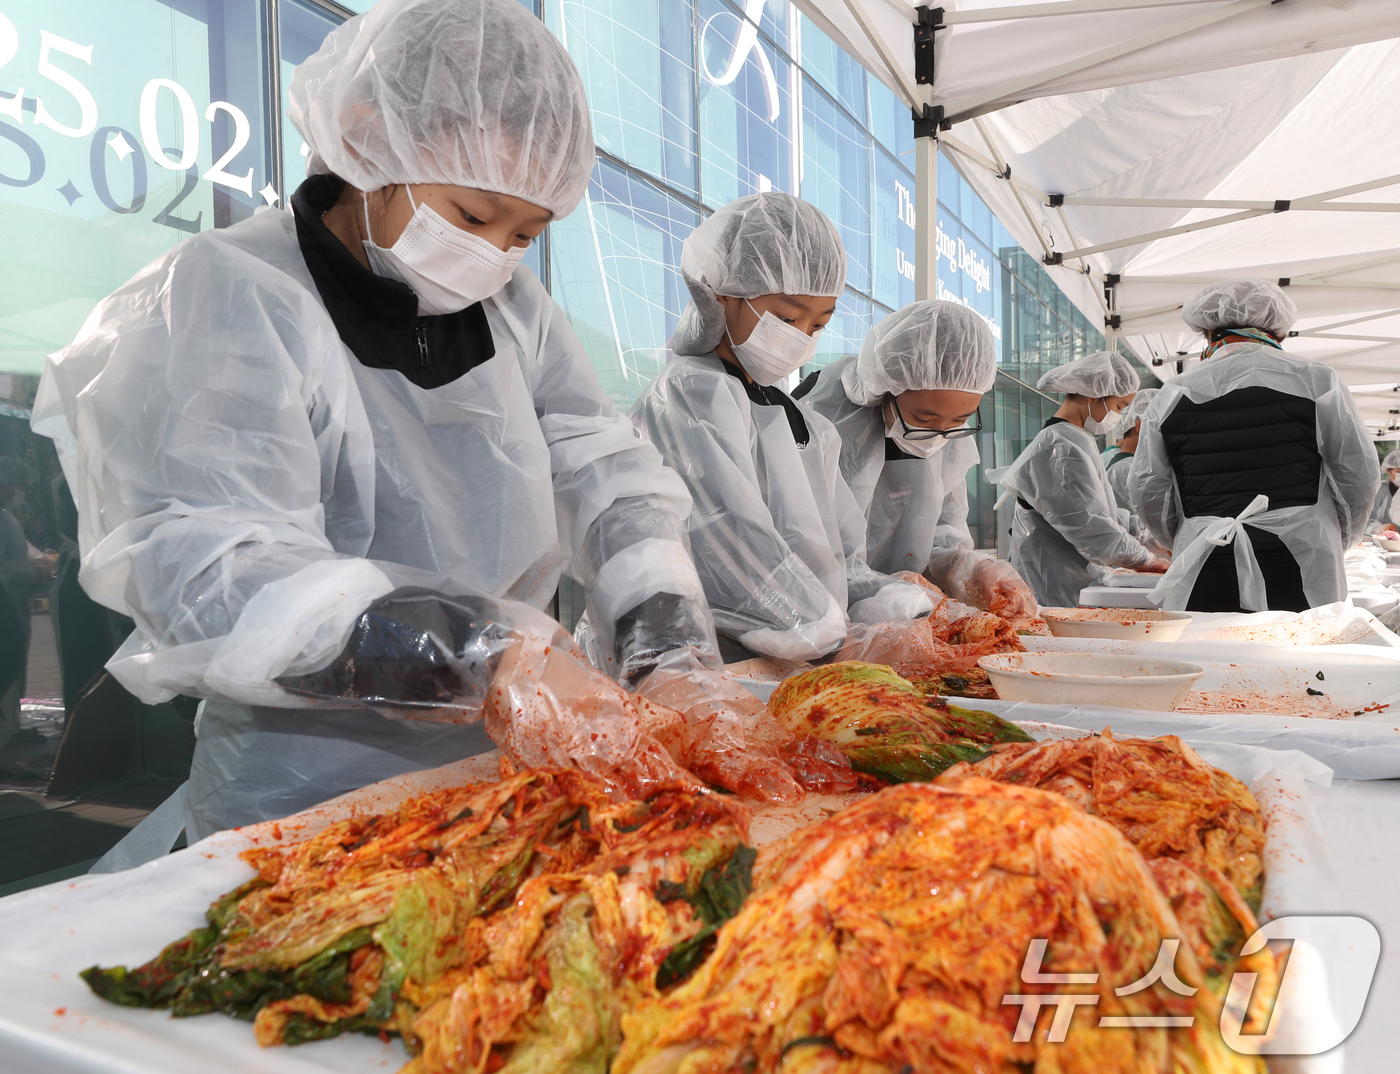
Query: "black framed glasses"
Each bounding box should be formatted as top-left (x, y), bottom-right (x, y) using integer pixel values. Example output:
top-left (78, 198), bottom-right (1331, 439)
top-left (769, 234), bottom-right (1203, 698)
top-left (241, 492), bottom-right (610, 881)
top-left (890, 396), bottom-right (983, 441)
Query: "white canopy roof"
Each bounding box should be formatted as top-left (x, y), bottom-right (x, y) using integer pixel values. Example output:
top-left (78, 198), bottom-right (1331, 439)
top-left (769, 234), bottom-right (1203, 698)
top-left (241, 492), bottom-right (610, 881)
top-left (794, 0), bottom-right (1400, 435)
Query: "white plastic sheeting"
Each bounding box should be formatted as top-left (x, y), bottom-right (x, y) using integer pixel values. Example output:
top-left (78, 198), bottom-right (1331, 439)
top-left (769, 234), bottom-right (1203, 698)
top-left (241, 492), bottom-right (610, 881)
top-left (796, 0), bottom-right (1400, 121)
top-left (0, 742), bottom-right (1337, 1073)
top-left (788, 0), bottom-right (1400, 432)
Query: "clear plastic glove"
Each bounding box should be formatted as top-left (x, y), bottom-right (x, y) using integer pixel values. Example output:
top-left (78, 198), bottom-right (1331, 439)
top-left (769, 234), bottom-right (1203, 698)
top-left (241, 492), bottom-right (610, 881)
top-left (634, 647), bottom-right (804, 801)
top-left (1142, 556), bottom-right (1172, 574)
top-left (929, 550), bottom-right (1035, 618)
top-left (837, 595), bottom-right (1025, 680)
top-left (848, 582), bottom-right (935, 626)
top-left (485, 629), bottom-right (701, 799)
top-left (278, 587), bottom-right (700, 797)
top-left (738, 594), bottom-right (847, 661)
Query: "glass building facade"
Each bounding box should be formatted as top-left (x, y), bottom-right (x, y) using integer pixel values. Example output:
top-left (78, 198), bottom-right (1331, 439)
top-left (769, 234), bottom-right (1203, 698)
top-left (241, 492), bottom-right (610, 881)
top-left (0, 0), bottom-right (1151, 544)
top-left (0, 0), bottom-right (1151, 888)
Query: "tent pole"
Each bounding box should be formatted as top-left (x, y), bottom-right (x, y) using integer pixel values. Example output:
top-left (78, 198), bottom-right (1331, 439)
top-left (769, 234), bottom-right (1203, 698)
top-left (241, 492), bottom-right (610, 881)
top-left (915, 134), bottom-right (938, 302)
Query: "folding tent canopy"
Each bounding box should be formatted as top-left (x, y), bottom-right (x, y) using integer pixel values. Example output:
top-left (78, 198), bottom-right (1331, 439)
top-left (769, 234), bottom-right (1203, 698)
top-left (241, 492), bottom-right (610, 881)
top-left (792, 0), bottom-right (1400, 435)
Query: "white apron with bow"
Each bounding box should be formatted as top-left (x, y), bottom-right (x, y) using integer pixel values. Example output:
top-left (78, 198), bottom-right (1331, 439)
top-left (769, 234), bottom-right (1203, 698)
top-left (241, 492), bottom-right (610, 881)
top-left (1147, 492), bottom-right (1348, 611)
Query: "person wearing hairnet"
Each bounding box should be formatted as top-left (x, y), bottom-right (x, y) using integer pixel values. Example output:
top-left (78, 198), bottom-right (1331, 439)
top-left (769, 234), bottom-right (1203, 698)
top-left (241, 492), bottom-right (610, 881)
top-left (1104, 389), bottom-right (1170, 557)
top-left (1132, 279), bottom-right (1377, 612)
top-left (632, 194), bottom-right (935, 662)
top-left (1367, 449), bottom-right (1400, 535)
top-left (796, 300), bottom-right (1037, 621)
top-left (991, 351), bottom-right (1170, 608)
top-left (32, 0), bottom-right (788, 843)
top-left (1104, 389), bottom-right (1156, 510)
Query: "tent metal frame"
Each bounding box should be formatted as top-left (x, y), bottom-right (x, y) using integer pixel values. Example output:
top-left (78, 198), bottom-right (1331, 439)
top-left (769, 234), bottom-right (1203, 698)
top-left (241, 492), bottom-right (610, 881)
top-left (924, 0), bottom-right (1275, 124)
top-left (818, 0), bottom-right (1400, 429)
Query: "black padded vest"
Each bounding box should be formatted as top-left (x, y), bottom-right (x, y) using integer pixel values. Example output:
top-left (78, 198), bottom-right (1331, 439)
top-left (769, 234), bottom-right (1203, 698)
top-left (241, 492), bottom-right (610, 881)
top-left (1159, 385), bottom-right (1320, 519)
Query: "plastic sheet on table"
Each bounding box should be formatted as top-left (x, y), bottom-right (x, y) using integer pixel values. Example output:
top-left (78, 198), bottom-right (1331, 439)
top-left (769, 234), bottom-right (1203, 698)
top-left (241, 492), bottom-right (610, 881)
top-left (0, 732), bottom-right (1342, 1074)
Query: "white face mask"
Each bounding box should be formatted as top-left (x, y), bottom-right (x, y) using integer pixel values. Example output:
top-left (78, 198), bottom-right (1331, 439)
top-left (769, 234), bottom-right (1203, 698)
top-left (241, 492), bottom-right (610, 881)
top-left (727, 299), bottom-right (822, 387)
top-left (362, 186), bottom-right (528, 316)
top-left (887, 423), bottom-right (952, 459)
top-left (1083, 399), bottom-right (1123, 436)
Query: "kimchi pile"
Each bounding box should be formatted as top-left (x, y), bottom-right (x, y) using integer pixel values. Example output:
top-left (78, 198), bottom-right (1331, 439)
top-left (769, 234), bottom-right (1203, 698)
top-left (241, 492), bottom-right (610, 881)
top-left (81, 723), bottom-right (1283, 1072)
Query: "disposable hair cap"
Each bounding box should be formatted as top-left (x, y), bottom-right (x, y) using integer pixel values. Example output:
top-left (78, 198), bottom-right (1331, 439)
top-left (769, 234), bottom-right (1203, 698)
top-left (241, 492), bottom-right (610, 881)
top-left (288, 0), bottom-right (594, 218)
top-left (671, 193), bottom-right (846, 357)
top-left (1118, 387), bottom-right (1158, 429)
top-left (842, 300), bottom-right (996, 407)
top-left (1036, 350), bottom-right (1140, 398)
top-left (1181, 278), bottom-right (1298, 336)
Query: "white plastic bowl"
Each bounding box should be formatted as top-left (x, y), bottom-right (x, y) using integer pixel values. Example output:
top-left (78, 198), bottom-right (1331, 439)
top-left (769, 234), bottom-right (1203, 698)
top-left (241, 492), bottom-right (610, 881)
top-left (1041, 607), bottom-right (1193, 641)
top-left (978, 652), bottom-right (1204, 711)
top-left (1374, 535), bottom-right (1400, 552)
top-left (1375, 567), bottom-right (1400, 587)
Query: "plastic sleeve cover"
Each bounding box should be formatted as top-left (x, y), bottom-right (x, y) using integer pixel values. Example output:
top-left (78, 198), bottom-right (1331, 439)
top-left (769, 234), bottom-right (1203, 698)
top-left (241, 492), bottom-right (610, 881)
top-left (829, 446), bottom-right (897, 607)
top-left (1315, 379), bottom-right (1384, 547)
top-left (1019, 431), bottom-right (1159, 570)
top-left (532, 289), bottom-right (720, 682)
top-left (632, 366), bottom-right (842, 640)
top-left (276, 586), bottom-right (544, 720)
top-left (848, 582), bottom-right (935, 625)
top-left (1130, 412), bottom-right (1181, 550)
top-left (570, 496), bottom-right (721, 683)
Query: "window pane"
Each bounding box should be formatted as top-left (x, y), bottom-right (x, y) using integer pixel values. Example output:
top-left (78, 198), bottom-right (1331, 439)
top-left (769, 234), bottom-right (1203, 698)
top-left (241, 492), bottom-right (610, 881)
top-left (799, 288), bottom-right (872, 383)
top-left (801, 78), bottom-right (870, 294)
top-left (279, 0), bottom-right (342, 200)
top-left (0, 0), bottom-right (271, 891)
top-left (872, 147), bottom-right (915, 311)
top-left (697, 0), bottom-right (795, 207)
top-left (549, 159), bottom-right (699, 410)
top-left (796, 14), bottom-right (864, 126)
top-left (546, 0), bottom-right (697, 199)
top-left (0, 0), bottom-right (271, 379)
top-left (868, 74), bottom-right (913, 164)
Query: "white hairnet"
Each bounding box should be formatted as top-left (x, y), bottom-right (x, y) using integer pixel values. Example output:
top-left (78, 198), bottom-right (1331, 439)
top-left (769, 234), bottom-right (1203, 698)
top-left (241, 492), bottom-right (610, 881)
top-left (287, 0), bottom-right (594, 218)
top-left (841, 300), bottom-right (996, 407)
top-left (1119, 387), bottom-right (1158, 430)
top-left (671, 193), bottom-right (846, 357)
top-left (1383, 449), bottom-right (1400, 470)
top-left (1036, 350), bottom-right (1140, 398)
top-left (1181, 278), bottom-right (1297, 336)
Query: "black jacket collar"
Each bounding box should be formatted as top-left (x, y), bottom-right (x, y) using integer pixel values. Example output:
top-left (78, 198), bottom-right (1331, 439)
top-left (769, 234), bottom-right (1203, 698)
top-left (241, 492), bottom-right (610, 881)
top-left (717, 356), bottom-right (810, 447)
top-left (291, 174), bottom-right (496, 390)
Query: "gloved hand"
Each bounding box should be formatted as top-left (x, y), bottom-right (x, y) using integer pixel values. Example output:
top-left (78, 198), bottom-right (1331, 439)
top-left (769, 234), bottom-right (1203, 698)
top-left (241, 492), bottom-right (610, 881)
top-left (634, 648), bottom-right (804, 801)
top-left (613, 591), bottom-right (721, 687)
top-left (279, 587), bottom-right (700, 797)
top-left (848, 582), bottom-right (935, 625)
top-left (1142, 556), bottom-right (1172, 574)
top-left (931, 550), bottom-right (1039, 623)
top-left (276, 587), bottom-right (514, 720)
top-left (969, 559), bottom-right (1038, 622)
top-left (485, 629), bottom-right (701, 799)
top-left (738, 595), bottom-right (847, 661)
